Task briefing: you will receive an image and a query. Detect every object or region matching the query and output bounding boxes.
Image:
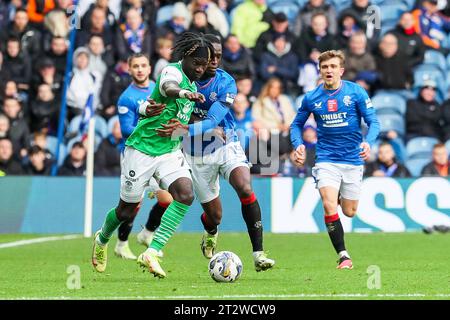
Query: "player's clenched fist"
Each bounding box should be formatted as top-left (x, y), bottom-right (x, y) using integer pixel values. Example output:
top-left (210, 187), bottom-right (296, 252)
top-left (359, 142), bottom-right (371, 161)
top-left (293, 144), bottom-right (306, 167)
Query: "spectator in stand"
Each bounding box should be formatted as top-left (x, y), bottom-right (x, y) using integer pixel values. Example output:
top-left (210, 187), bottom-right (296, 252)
top-left (29, 131), bottom-right (54, 162)
top-left (298, 12), bottom-right (336, 63)
top-left (412, 0), bottom-right (450, 54)
top-left (99, 60), bottom-right (130, 120)
top-left (259, 35), bottom-right (299, 94)
top-left (2, 36), bottom-right (32, 92)
top-left (58, 141), bottom-right (86, 176)
top-left (2, 98), bottom-right (29, 158)
top-left (39, 36), bottom-right (68, 78)
top-left (388, 11), bottom-right (425, 68)
top-left (231, 0), bottom-right (273, 49)
top-left (251, 77), bottom-right (296, 155)
top-left (236, 75), bottom-right (257, 104)
top-left (374, 33), bottom-right (412, 91)
top-left (336, 11), bottom-right (364, 49)
top-left (115, 7), bottom-right (153, 61)
top-left (406, 79), bottom-right (442, 142)
top-left (27, 0), bottom-right (55, 28)
top-left (339, 0), bottom-right (380, 49)
top-left (294, 0), bottom-right (337, 37)
top-left (31, 58), bottom-right (63, 100)
top-left (440, 98), bottom-right (450, 141)
top-left (254, 12), bottom-right (297, 63)
top-left (94, 118), bottom-right (122, 176)
top-left (0, 51), bottom-right (10, 86)
top-left (75, 6), bottom-right (114, 55)
top-left (29, 83), bottom-right (58, 134)
top-left (343, 31), bottom-right (376, 82)
top-left (25, 145), bottom-right (52, 175)
top-left (421, 143), bottom-right (449, 176)
top-left (119, 0), bottom-right (157, 29)
top-left (153, 37), bottom-right (173, 81)
top-left (1, 80), bottom-right (27, 106)
top-left (0, 137), bottom-right (24, 176)
top-left (87, 35), bottom-right (110, 84)
top-left (155, 2), bottom-right (189, 43)
top-left (82, 0), bottom-right (117, 32)
top-left (222, 34), bottom-right (255, 80)
top-left (66, 47), bottom-right (101, 121)
top-left (41, 1), bottom-right (71, 52)
top-left (0, 114), bottom-right (10, 138)
top-left (364, 142), bottom-right (411, 177)
top-left (298, 59), bottom-right (320, 94)
top-left (0, 8), bottom-right (42, 61)
top-left (231, 92), bottom-right (255, 152)
top-left (188, 10), bottom-right (222, 39)
top-left (187, 0), bottom-right (229, 38)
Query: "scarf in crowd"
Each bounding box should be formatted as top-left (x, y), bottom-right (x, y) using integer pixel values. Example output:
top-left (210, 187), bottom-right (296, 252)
top-left (223, 47), bottom-right (243, 62)
top-left (123, 23), bottom-right (145, 53)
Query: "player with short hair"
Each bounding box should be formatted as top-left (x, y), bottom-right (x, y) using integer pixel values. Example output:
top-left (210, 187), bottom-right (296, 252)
top-left (290, 50), bottom-right (380, 269)
top-left (92, 33), bottom-right (213, 278)
top-left (156, 34), bottom-right (275, 271)
top-left (112, 53), bottom-right (172, 260)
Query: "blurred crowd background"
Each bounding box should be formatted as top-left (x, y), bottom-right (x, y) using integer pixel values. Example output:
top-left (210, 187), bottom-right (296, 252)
top-left (1, 0), bottom-right (450, 179)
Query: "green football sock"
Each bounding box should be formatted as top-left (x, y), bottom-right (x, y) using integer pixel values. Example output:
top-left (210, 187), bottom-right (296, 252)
top-left (150, 200), bottom-right (189, 251)
top-left (98, 208), bottom-right (122, 244)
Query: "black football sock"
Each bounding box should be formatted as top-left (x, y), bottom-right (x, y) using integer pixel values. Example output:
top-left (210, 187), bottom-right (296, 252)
top-left (145, 201), bottom-right (169, 232)
top-left (201, 212), bottom-right (218, 235)
top-left (240, 192), bottom-right (263, 252)
top-left (325, 213), bottom-right (346, 254)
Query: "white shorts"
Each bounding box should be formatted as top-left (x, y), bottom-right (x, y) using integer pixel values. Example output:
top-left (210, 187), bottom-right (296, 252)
top-left (120, 147), bottom-right (192, 203)
top-left (184, 142), bottom-right (249, 203)
top-left (311, 162), bottom-right (364, 201)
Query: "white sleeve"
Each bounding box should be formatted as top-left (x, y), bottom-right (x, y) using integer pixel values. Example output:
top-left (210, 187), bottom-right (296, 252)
top-left (159, 65), bottom-right (183, 97)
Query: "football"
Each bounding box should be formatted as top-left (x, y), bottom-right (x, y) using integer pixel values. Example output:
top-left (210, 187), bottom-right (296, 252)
top-left (208, 251), bottom-right (243, 283)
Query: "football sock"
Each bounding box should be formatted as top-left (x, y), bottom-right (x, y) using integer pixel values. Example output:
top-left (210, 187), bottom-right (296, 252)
top-left (98, 208), bottom-right (122, 245)
top-left (240, 192), bottom-right (263, 252)
top-left (149, 200), bottom-right (189, 251)
top-left (201, 212), bottom-right (218, 235)
top-left (325, 213), bottom-right (346, 254)
top-left (145, 201), bottom-right (169, 232)
top-left (118, 219), bottom-right (133, 242)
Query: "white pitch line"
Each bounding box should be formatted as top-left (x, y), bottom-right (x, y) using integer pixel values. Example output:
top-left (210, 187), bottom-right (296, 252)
top-left (0, 235), bottom-right (82, 249)
top-left (6, 293), bottom-right (450, 300)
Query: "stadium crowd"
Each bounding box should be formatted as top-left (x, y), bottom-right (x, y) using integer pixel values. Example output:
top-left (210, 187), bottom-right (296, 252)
top-left (1, 0), bottom-right (450, 178)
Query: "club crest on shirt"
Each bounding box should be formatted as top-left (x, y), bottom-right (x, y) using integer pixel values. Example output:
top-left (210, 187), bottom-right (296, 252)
top-left (343, 95), bottom-right (352, 107)
top-left (209, 91), bottom-right (217, 101)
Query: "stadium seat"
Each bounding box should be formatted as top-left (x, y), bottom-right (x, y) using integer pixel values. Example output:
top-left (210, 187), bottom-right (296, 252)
top-left (268, 1), bottom-right (300, 25)
top-left (330, 0), bottom-right (352, 12)
top-left (371, 92), bottom-right (406, 116)
top-left (423, 50), bottom-right (447, 75)
top-left (406, 136), bottom-right (440, 160)
top-left (156, 5), bottom-right (173, 26)
top-left (379, 1), bottom-right (408, 26)
top-left (107, 115), bottom-right (119, 134)
top-left (67, 115), bottom-right (109, 139)
top-left (413, 65), bottom-right (447, 102)
top-left (377, 113), bottom-right (405, 138)
top-left (405, 158), bottom-right (430, 177)
top-left (46, 136), bottom-right (67, 166)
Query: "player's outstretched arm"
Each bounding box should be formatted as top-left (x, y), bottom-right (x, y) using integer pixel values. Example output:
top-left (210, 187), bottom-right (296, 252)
top-left (161, 81), bottom-right (205, 103)
top-left (357, 87), bottom-right (380, 161)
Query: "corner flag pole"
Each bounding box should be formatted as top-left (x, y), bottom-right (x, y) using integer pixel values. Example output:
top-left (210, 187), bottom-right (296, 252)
top-left (84, 117), bottom-right (96, 237)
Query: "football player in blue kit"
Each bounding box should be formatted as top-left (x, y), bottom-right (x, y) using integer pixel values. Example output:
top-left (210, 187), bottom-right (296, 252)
top-left (290, 50), bottom-right (380, 269)
top-left (113, 53), bottom-right (172, 260)
top-left (156, 34), bottom-right (275, 272)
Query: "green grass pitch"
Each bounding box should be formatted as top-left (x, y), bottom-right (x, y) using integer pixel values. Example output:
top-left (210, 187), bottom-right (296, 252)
top-left (1, 233), bottom-right (450, 300)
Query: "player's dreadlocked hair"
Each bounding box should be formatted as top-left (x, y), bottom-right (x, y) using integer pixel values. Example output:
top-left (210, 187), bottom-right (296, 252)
top-left (204, 33), bottom-right (221, 45)
top-left (172, 32), bottom-right (214, 61)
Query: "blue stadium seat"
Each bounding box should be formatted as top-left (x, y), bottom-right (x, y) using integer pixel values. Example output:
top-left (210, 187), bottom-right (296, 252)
top-left (379, 1), bottom-right (408, 26)
top-left (406, 136), bottom-right (440, 160)
top-left (156, 5), bottom-right (173, 26)
top-left (269, 1), bottom-right (300, 25)
top-left (67, 115), bottom-right (109, 139)
top-left (406, 158), bottom-right (430, 177)
top-left (46, 136), bottom-right (67, 167)
top-left (330, 0), bottom-right (352, 12)
top-left (413, 65), bottom-right (447, 102)
top-left (107, 115), bottom-right (119, 134)
top-left (423, 50), bottom-right (447, 75)
top-left (377, 113), bottom-right (405, 137)
top-left (371, 92), bottom-right (406, 116)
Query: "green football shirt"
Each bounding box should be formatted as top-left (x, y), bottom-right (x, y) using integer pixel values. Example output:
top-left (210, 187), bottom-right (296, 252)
top-left (126, 62), bottom-right (197, 156)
